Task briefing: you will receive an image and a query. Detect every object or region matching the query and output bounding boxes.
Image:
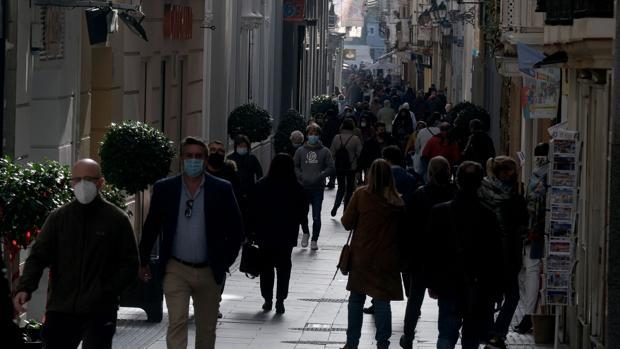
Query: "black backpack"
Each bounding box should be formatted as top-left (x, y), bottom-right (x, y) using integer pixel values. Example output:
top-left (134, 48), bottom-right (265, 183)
top-left (335, 135), bottom-right (353, 171)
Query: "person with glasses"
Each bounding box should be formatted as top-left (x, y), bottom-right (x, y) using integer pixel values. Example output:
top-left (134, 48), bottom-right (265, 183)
top-left (138, 136), bottom-right (243, 349)
top-left (13, 159), bottom-right (139, 349)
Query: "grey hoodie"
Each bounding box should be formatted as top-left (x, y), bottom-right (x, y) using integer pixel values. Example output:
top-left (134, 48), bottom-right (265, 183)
top-left (294, 142), bottom-right (336, 190)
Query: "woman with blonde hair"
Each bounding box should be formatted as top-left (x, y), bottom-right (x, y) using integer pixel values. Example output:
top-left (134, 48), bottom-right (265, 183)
top-left (478, 155), bottom-right (528, 348)
top-left (341, 159), bottom-right (406, 349)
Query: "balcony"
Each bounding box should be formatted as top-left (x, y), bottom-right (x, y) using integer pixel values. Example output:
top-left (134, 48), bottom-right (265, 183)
top-left (540, 0), bottom-right (613, 26)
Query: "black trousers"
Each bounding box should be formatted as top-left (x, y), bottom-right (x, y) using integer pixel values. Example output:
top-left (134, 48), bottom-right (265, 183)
top-left (42, 311), bottom-right (117, 349)
top-left (333, 171), bottom-right (356, 210)
top-left (260, 246), bottom-right (293, 301)
top-left (403, 277), bottom-right (426, 341)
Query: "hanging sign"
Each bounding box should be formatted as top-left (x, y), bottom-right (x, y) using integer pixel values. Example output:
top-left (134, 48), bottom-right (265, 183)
top-left (284, 0), bottom-right (305, 22)
top-left (517, 43), bottom-right (561, 119)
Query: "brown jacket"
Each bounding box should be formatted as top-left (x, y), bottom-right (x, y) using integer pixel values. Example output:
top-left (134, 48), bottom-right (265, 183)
top-left (341, 188), bottom-right (405, 301)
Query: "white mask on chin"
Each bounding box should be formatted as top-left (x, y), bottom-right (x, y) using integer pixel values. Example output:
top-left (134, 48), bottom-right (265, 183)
top-left (74, 180), bottom-right (98, 204)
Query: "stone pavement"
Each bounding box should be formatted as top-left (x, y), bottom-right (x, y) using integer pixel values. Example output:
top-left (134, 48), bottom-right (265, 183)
top-left (113, 188), bottom-right (551, 349)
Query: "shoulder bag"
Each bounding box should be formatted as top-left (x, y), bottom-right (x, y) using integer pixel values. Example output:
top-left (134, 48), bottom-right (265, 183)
top-left (336, 230), bottom-right (354, 276)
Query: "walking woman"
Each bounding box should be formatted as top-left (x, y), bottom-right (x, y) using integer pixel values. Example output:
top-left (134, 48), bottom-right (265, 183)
top-left (341, 159), bottom-right (406, 349)
top-left (248, 154), bottom-right (308, 314)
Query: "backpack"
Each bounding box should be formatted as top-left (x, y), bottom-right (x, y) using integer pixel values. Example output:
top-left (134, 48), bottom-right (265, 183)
top-left (335, 135), bottom-right (353, 171)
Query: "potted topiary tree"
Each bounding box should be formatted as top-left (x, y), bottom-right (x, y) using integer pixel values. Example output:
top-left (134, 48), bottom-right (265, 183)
top-left (446, 101), bottom-right (491, 150)
top-left (274, 109), bottom-right (306, 154)
top-left (310, 95), bottom-right (338, 117)
top-left (228, 103), bottom-right (273, 143)
top-left (0, 157), bottom-right (126, 292)
top-left (99, 120), bottom-right (175, 323)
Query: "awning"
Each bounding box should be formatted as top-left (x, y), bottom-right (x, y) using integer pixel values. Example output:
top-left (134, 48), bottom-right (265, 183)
top-left (376, 50), bottom-right (395, 61)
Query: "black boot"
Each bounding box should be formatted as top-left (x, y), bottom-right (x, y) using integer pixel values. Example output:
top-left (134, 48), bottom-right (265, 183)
top-left (262, 300), bottom-right (273, 312)
top-left (362, 304), bottom-right (375, 315)
top-left (514, 314), bottom-right (533, 334)
top-left (275, 300), bottom-right (285, 314)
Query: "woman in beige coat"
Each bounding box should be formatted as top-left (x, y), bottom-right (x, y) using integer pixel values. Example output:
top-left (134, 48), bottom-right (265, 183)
top-left (341, 159), bottom-right (406, 349)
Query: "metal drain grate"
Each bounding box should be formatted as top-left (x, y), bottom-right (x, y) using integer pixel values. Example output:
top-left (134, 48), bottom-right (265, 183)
top-left (281, 340), bottom-right (347, 345)
top-left (290, 327), bottom-right (348, 332)
top-left (298, 298), bottom-right (348, 303)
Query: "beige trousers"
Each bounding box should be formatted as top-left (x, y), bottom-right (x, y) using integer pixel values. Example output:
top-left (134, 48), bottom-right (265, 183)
top-left (163, 259), bottom-right (222, 349)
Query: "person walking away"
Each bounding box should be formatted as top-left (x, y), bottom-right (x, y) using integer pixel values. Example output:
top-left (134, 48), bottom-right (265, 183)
top-left (422, 122), bottom-right (461, 170)
top-left (413, 113), bottom-right (441, 180)
top-left (404, 121), bottom-right (427, 173)
top-left (478, 156), bottom-right (528, 349)
top-left (138, 137), bottom-right (244, 349)
top-left (383, 145), bottom-right (419, 207)
top-left (462, 119), bottom-right (496, 170)
top-left (412, 90), bottom-right (429, 122)
top-left (248, 154), bottom-right (308, 314)
top-left (330, 118), bottom-right (363, 217)
top-left (341, 159), bottom-right (406, 349)
top-left (393, 108), bottom-right (415, 151)
top-left (14, 159), bottom-right (138, 349)
top-left (370, 97), bottom-right (382, 115)
top-left (294, 124), bottom-right (336, 250)
top-left (426, 161), bottom-right (503, 349)
top-left (400, 156), bottom-right (456, 349)
top-left (515, 143), bottom-right (549, 334)
top-left (377, 100), bottom-right (396, 133)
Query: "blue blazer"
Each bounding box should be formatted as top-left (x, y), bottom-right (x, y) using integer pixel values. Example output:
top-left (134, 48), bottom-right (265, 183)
top-left (139, 173), bottom-right (244, 284)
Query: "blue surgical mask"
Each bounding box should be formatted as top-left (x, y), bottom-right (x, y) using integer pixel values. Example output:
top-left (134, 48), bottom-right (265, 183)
top-left (236, 147), bottom-right (248, 156)
top-left (307, 135), bottom-right (320, 145)
top-left (184, 159), bottom-right (204, 177)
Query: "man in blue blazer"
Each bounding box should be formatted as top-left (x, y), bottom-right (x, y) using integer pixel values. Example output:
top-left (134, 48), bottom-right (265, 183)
top-left (138, 136), bottom-right (243, 349)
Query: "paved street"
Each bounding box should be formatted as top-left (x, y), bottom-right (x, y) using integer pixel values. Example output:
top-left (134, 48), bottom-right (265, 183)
top-left (114, 188), bottom-right (550, 349)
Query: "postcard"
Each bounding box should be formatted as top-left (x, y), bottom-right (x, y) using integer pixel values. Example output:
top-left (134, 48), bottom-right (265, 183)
top-left (547, 255), bottom-right (572, 271)
top-left (551, 204), bottom-right (573, 221)
top-left (551, 171), bottom-right (577, 188)
top-left (553, 139), bottom-right (577, 155)
top-left (550, 187), bottom-right (576, 205)
top-left (549, 239), bottom-right (572, 255)
top-left (553, 155), bottom-right (577, 172)
top-left (549, 221), bottom-right (572, 237)
top-left (546, 289), bottom-right (569, 305)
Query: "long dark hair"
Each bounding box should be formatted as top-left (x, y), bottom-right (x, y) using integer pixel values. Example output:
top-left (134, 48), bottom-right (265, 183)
top-left (266, 153), bottom-right (298, 184)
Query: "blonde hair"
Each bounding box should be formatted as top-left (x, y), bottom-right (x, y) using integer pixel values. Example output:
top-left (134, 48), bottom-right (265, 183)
top-left (366, 159), bottom-right (404, 206)
top-left (488, 156), bottom-right (518, 178)
top-left (427, 156), bottom-right (450, 183)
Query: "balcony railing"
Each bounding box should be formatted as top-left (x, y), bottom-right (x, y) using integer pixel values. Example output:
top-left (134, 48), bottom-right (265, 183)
top-left (539, 0), bottom-right (613, 25)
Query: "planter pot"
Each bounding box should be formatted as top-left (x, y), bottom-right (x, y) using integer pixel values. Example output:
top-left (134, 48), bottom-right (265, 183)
top-left (532, 314), bottom-right (555, 344)
top-left (119, 259), bottom-right (163, 322)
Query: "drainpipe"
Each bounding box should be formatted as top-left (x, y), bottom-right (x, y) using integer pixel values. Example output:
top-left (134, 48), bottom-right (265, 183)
top-left (202, 0), bottom-right (213, 139)
top-left (0, 0), bottom-right (5, 157)
top-left (607, 1), bottom-right (620, 347)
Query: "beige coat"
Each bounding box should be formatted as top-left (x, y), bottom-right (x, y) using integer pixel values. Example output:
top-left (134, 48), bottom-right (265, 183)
top-left (341, 188), bottom-right (405, 301)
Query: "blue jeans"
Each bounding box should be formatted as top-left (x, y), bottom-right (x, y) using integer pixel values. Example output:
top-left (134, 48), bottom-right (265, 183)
top-left (301, 189), bottom-right (324, 241)
top-left (346, 292), bottom-right (392, 347)
top-left (437, 296), bottom-right (484, 349)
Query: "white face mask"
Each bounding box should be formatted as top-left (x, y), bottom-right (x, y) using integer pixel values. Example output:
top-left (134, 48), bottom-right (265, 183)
top-left (74, 180), bottom-right (98, 204)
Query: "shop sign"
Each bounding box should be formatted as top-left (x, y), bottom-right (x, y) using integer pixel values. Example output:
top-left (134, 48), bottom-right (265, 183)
top-left (164, 4), bottom-right (193, 40)
top-left (518, 43), bottom-right (560, 119)
top-left (284, 0), bottom-right (305, 22)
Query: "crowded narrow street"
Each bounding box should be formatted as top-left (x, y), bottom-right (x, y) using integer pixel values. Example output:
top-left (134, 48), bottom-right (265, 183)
top-left (111, 189), bottom-right (545, 349)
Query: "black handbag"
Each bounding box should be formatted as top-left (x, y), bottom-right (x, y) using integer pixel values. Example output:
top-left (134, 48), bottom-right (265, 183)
top-left (239, 242), bottom-right (261, 278)
top-left (336, 230), bottom-right (354, 276)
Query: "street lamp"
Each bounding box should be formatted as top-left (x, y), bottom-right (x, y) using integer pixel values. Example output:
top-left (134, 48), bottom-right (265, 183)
top-left (438, 2), bottom-right (448, 20)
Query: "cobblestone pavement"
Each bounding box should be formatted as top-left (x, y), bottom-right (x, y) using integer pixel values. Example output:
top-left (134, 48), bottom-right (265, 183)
top-left (113, 188), bottom-right (552, 349)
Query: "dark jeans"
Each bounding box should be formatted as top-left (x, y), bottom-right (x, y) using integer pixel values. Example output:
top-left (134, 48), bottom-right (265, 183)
top-left (347, 292), bottom-right (392, 347)
top-left (42, 311), bottom-right (117, 349)
top-left (333, 171), bottom-right (356, 211)
top-left (437, 296), bottom-right (485, 349)
top-left (301, 188), bottom-right (325, 241)
top-left (403, 278), bottom-right (426, 342)
top-left (259, 246), bottom-right (293, 301)
top-left (490, 273), bottom-right (520, 339)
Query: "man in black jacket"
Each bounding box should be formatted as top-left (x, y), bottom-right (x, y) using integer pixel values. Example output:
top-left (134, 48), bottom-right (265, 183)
top-left (14, 159), bottom-right (138, 349)
top-left (427, 161), bottom-right (502, 349)
top-left (138, 137), bottom-right (243, 349)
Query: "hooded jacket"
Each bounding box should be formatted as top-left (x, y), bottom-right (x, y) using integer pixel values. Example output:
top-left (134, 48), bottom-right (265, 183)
top-left (293, 142), bottom-right (336, 190)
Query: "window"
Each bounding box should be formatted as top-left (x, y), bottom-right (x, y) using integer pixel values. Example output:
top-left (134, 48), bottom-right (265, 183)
top-left (38, 6), bottom-right (65, 61)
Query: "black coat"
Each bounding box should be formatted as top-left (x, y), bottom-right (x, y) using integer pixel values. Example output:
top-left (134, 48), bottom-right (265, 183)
top-left (407, 183), bottom-right (456, 279)
top-left (426, 194), bottom-right (503, 299)
top-left (227, 153), bottom-right (263, 197)
top-left (462, 132), bottom-right (496, 170)
top-left (248, 178), bottom-right (308, 248)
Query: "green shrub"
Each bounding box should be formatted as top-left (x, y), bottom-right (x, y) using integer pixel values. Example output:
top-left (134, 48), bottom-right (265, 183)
top-left (99, 121), bottom-right (175, 194)
top-left (0, 157), bottom-right (126, 249)
top-left (274, 109), bottom-right (306, 154)
top-left (310, 95), bottom-right (338, 116)
top-left (228, 104), bottom-right (273, 143)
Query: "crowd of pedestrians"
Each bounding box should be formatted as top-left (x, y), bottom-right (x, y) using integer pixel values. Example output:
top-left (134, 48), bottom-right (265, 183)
top-left (5, 77), bottom-right (547, 349)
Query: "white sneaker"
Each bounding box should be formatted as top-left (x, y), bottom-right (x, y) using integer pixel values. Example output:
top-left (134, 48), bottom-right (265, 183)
top-left (311, 241), bottom-right (318, 251)
top-left (301, 234), bottom-right (310, 247)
